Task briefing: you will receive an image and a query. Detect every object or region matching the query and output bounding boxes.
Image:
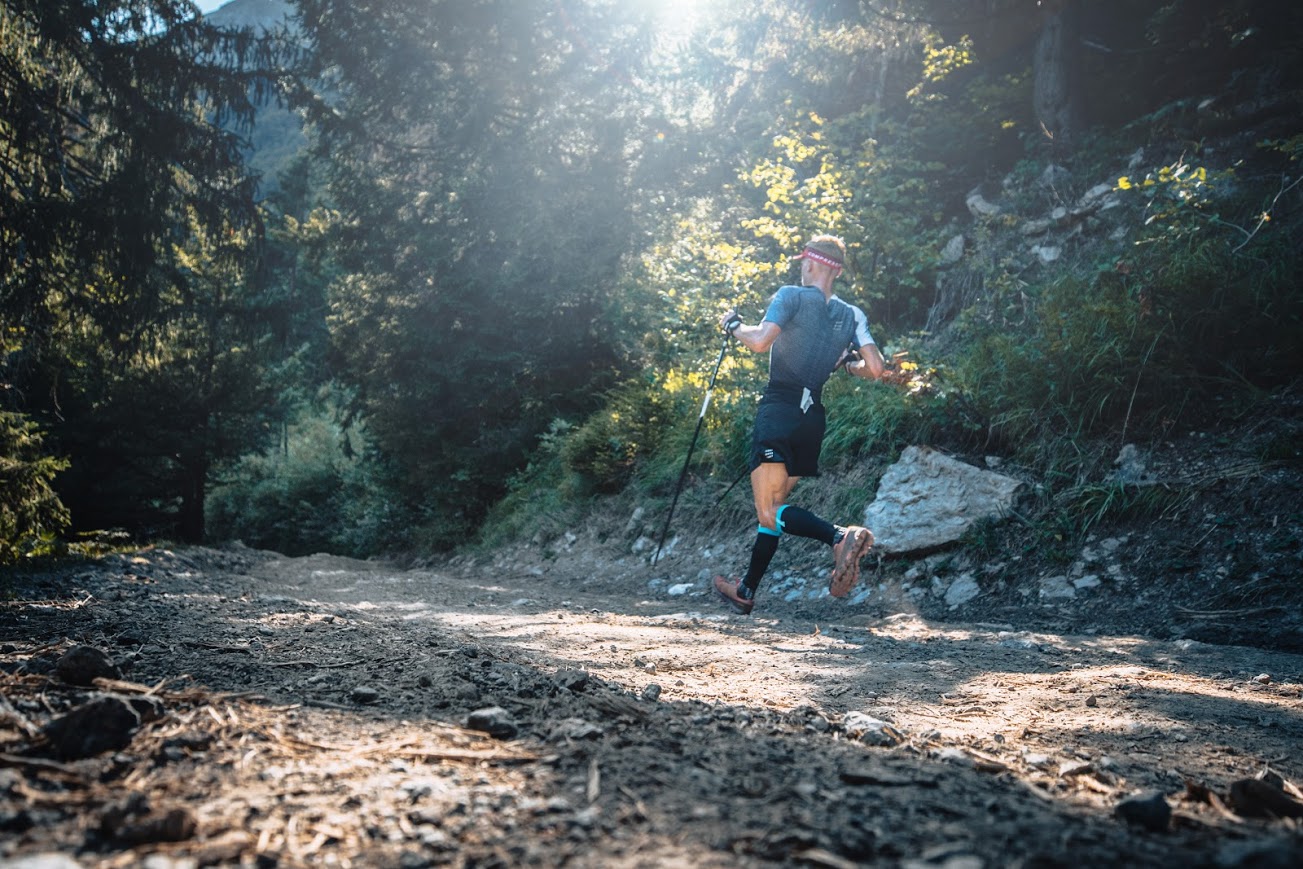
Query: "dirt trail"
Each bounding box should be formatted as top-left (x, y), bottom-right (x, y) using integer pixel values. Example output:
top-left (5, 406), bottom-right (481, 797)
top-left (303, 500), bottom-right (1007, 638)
top-left (2, 544), bottom-right (1302, 868)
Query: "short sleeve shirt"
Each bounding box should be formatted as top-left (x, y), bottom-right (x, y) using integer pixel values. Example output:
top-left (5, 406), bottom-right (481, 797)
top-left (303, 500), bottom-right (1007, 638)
top-left (762, 285), bottom-right (875, 392)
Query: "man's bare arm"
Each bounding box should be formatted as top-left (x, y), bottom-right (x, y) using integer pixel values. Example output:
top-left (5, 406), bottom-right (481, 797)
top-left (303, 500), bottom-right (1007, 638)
top-left (721, 310), bottom-right (781, 352)
top-left (847, 343), bottom-right (886, 380)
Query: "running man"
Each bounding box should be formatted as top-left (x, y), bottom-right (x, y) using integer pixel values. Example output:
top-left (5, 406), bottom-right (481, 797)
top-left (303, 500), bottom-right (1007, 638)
top-left (714, 234), bottom-right (887, 614)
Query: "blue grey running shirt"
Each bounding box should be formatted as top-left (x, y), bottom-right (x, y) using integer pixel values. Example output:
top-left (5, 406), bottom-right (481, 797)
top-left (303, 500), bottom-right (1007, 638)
top-left (762, 285), bottom-right (875, 394)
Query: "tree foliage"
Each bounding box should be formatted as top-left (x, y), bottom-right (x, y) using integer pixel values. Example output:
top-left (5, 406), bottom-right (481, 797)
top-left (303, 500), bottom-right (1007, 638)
top-left (2, 0), bottom-right (1300, 557)
top-left (1, 0), bottom-right (291, 541)
top-left (291, 0), bottom-right (674, 546)
top-left (0, 411), bottom-right (69, 563)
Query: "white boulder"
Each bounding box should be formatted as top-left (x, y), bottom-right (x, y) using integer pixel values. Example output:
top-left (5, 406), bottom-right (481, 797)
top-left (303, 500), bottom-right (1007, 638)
top-left (863, 446), bottom-right (1024, 554)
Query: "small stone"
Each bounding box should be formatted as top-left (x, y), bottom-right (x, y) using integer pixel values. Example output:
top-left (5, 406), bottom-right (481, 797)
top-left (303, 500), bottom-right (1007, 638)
top-left (1038, 575), bottom-right (1076, 600)
top-left (935, 747), bottom-right (973, 768)
top-left (1226, 778), bottom-right (1303, 819)
top-left (549, 718), bottom-right (603, 741)
top-left (1114, 791), bottom-right (1171, 832)
top-left (966, 187), bottom-right (1001, 217)
top-left (116, 807), bottom-right (198, 845)
top-left (1079, 182), bottom-right (1115, 204)
top-left (467, 706), bottom-right (518, 740)
top-left (1032, 245), bottom-right (1062, 265)
top-left (555, 669), bottom-right (590, 692)
top-left (1086, 695), bottom-right (1098, 708)
top-left (1253, 673), bottom-right (1271, 685)
top-left (641, 684), bottom-right (662, 702)
top-left (351, 686), bottom-right (381, 705)
top-left (42, 696), bottom-right (140, 760)
top-left (55, 645), bottom-right (121, 686)
top-left (1059, 760), bottom-right (1093, 777)
top-left (944, 574), bottom-right (981, 607)
top-left (843, 712), bottom-right (901, 747)
top-left (940, 234), bottom-right (965, 264)
top-left (1023, 752), bottom-right (1053, 769)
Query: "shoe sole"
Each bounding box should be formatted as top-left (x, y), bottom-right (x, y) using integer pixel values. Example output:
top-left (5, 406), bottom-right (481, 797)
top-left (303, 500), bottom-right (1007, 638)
top-left (713, 576), bottom-right (754, 615)
top-left (829, 529), bottom-right (872, 598)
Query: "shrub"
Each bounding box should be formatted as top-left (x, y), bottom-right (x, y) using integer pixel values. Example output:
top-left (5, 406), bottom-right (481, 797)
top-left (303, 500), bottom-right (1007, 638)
top-left (206, 406), bottom-right (412, 557)
top-left (0, 412), bottom-right (70, 564)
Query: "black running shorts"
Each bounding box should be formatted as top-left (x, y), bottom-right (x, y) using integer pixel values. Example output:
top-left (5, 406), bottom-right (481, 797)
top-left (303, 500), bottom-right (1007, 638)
top-left (749, 399), bottom-right (826, 477)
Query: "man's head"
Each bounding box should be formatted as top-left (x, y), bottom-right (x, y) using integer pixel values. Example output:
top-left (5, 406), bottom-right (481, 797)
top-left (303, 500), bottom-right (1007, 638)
top-left (794, 234), bottom-right (846, 286)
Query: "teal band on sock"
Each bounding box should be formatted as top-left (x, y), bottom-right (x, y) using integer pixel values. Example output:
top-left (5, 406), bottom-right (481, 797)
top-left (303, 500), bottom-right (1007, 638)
top-left (775, 504), bottom-right (790, 534)
top-left (757, 524), bottom-right (781, 537)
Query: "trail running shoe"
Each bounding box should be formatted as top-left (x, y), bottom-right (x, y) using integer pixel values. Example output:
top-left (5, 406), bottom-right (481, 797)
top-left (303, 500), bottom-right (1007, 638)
top-left (829, 526), bottom-right (873, 598)
top-left (713, 575), bottom-right (755, 615)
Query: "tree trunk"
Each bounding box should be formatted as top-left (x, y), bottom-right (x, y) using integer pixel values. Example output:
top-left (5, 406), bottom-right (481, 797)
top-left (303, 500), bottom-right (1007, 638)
top-left (178, 458), bottom-right (207, 543)
top-left (1033, 0), bottom-right (1082, 152)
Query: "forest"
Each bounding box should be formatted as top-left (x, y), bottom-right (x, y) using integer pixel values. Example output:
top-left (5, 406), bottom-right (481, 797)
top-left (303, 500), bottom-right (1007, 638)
top-left (3, 0), bottom-right (1302, 563)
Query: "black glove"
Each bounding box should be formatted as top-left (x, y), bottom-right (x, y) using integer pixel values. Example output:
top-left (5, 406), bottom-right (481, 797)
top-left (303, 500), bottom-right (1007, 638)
top-left (723, 314), bottom-right (742, 336)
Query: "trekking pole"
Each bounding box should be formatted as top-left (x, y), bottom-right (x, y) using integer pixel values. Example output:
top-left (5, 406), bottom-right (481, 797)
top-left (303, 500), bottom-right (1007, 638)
top-left (652, 315), bottom-right (739, 566)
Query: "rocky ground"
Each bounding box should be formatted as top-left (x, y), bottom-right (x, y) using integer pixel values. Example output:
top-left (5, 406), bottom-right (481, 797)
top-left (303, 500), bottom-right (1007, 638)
top-left (2, 401), bottom-right (1303, 868)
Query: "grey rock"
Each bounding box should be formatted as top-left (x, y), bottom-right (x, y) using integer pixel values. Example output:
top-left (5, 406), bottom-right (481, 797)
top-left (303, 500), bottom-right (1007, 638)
top-left (843, 712), bottom-right (901, 746)
top-left (1115, 791), bottom-right (1171, 832)
top-left (863, 447), bottom-right (1023, 554)
top-left (350, 686), bottom-right (381, 704)
top-left (1039, 575), bottom-right (1077, 600)
top-left (555, 669), bottom-right (590, 692)
top-left (1113, 444), bottom-right (1154, 485)
top-left (1039, 163), bottom-right (1073, 190)
top-left (467, 706), bottom-right (518, 740)
top-left (43, 695), bottom-right (140, 760)
top-left (965, 186), bottom-right (1001, 217)
top-left (55, 645), bottom-right (121, 686)
top-left (549, 718), bottom-right (604, 741)
top-left (1079, 182), bottom-right (1116, 206)
top-left (944, 573), bottom-right (981, 607)
top-left (1032, 244), bottom-right (1061, 264)
top-left (940, 234), bottom-right (965, 264)
top-left (997, 633), bottom-right (1041, 652)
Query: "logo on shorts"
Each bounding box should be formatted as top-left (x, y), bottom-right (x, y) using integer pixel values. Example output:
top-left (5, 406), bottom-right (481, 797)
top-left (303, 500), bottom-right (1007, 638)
top-left (764, 449), bottom-right (776, 460)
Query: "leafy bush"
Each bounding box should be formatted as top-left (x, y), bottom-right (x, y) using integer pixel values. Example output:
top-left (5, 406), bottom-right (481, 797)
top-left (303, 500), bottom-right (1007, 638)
top-left (561, 377), bottom-right (679, 495)
top-left (206, 406), bottom-right (415, 557)
top-left (0, 412), bottom-right (70, 564)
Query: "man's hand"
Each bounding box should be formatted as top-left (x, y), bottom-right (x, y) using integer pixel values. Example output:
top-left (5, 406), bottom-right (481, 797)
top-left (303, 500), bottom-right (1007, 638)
top-left (845, 343), bottom-right (886, 380)
top-left (722, 311), bottom-right (781, 352)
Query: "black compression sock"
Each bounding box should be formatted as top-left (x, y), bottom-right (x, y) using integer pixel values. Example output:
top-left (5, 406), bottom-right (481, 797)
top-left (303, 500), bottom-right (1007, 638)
top-left (742, 530), bottom-right (780, 594)
top-left (776, 505), bottom-right (837, 546)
